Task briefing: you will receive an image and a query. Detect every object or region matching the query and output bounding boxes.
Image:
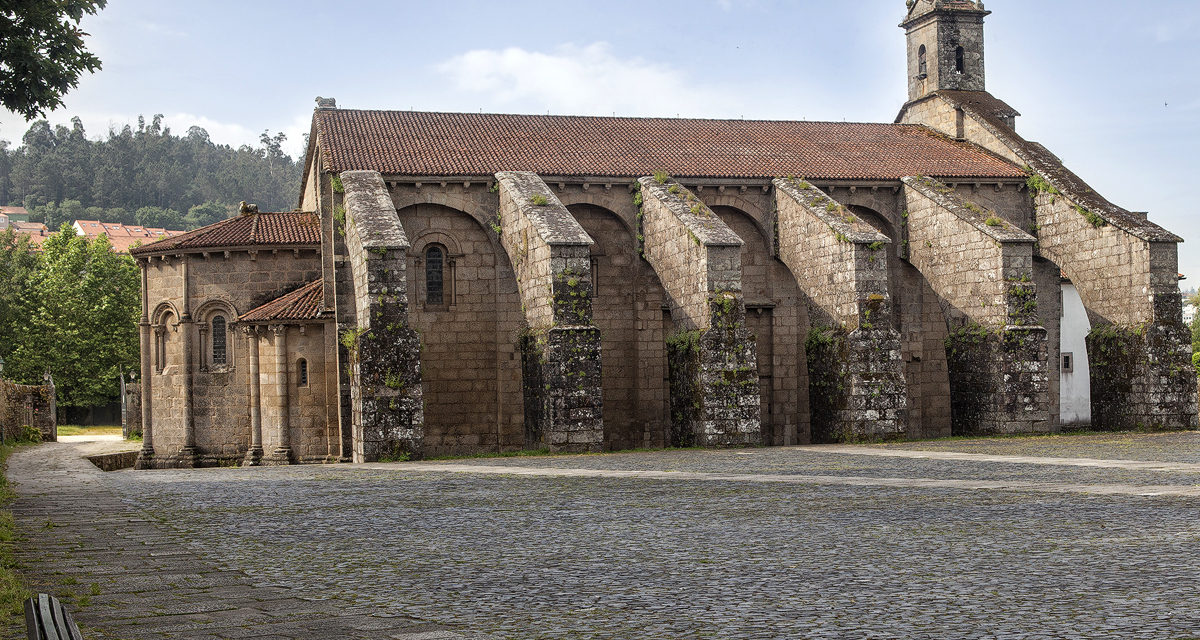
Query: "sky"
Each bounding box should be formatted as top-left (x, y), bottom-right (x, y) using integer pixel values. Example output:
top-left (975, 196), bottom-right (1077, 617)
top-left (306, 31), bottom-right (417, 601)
top-left (2, 0), bottom-right (1198, 283)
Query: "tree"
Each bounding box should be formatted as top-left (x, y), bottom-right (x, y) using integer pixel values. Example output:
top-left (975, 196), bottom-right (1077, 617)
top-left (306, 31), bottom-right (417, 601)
top-left (0, 228), bottom-right (39, 367)
top-left (0, 1), bottom-right (107, 120)
top-left (6, 224), bottom-right (138, 407)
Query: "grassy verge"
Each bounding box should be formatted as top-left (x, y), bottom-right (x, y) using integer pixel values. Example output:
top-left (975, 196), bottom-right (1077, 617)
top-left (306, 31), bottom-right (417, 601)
top-left (56, 425), bottom-right (124, 438)
top-left (0, 438), bottom-right (36, 632)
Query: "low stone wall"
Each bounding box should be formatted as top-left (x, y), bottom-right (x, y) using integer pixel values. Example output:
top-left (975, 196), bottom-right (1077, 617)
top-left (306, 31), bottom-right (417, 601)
top-left (0, 379), bottom-right (56, 442)
top-left (639, 176), bottom-right (760, 446)
top-left (497, 171), bottom-right (603, 452)
top-left (774, 178), bottom-right (907, 442)
top-left (341, 170), bottom-right (425, 461)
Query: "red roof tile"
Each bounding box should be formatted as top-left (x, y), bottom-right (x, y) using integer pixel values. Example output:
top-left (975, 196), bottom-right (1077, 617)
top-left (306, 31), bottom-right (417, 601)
top-left (239, 279), bottom-right (326, 323)
top-left (130, 211), bottom-right (320, 256)
top-left (313, 109), bottom-right (1025, 181)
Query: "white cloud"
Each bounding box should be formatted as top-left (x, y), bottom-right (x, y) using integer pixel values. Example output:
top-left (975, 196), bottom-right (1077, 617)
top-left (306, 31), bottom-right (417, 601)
top-left (434, 42), bottom-right (746, 119)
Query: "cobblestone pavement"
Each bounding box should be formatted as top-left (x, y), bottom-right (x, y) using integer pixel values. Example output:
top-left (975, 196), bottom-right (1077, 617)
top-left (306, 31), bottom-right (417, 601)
top-left (8, 433), bottom-right (1200, 639)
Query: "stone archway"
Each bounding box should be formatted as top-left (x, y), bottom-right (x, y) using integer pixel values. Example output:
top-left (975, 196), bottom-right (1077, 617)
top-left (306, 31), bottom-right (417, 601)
top-left (397, 203), bottom-right (525, 455)
top-left (567, 202), bottom-right (669, 450)
top-left (710, 204), bottom-right (807, 446)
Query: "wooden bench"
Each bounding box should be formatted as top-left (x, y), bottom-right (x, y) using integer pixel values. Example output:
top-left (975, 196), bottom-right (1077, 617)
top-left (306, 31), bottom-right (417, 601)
top-left (24, 593), bottom-right (83, 640)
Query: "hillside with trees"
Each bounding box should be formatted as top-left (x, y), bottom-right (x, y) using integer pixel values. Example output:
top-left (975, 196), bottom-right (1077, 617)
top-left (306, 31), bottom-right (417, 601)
top-left (0, 115), bottom-right (304, 230)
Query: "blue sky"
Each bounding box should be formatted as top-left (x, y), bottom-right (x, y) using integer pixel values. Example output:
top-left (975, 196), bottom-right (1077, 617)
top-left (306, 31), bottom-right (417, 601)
top-left (3, 0), bottom-right (1198, 283)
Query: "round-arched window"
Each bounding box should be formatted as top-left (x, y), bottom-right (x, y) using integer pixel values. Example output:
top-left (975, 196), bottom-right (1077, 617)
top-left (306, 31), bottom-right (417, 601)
top-left (297, 358), bottom-right (308, 387)
top-left (955, 46), bottom-right (965, 73)
top-left (211, 315), bottom-right (227, 365)
top-left (918, 45), bottom-right (927, 76)
top-left (425, 245), bottom-right (445, 306)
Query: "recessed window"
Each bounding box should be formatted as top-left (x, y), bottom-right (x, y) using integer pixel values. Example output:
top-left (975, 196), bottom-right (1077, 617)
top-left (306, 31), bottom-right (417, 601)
top-left (918, 45), bottom-right (927, 76)
top-left (211, 315), bottom-right (227, 365)
top-left (297, 358), bottom-right (308, 387)
top-left (1061, 352), bottom-right (1074, 373)
top-left (425, 244), bottom-right (445, 306)
top-left (955, 46), bottom-right (965, 73)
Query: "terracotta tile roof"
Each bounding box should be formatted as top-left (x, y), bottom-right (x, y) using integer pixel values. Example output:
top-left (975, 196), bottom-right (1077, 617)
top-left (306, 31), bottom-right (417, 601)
top-left (239, 279), bottom-right (326, 323)
top-left (313, 109), bottom-right (1026, 181)
top-left (130, 211), bottom-right (320, 256)
top-left (73, 220), bottom-right (186, 253)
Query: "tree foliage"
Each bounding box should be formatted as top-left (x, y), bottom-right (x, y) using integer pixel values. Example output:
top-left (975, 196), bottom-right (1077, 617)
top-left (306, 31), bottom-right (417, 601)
top-left (1, 225), bottom-right (139, 408)
top-left (0, 116), bottom-right (302, 228)
top-left (0, 1), bottom-right (107, 119)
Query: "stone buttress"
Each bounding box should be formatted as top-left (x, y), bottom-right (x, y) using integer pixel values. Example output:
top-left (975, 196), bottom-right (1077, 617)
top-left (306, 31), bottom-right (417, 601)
top-left (773, 178), bottom-right (907, 442)
top-left (340, 170), bottom-right (425, 461)
top-left (496, 171), bottom-right (604, 452)
top-left (637, 176), bottom-right (761, 447)
top-left (902, 175), bottom-right (1049, 435)
top-left (901, 90), bottom-right (1197, 430)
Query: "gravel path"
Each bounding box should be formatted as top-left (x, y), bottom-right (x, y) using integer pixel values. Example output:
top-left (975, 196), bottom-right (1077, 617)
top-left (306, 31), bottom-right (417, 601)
top-left (8, 432), bottom-right (1200, 639)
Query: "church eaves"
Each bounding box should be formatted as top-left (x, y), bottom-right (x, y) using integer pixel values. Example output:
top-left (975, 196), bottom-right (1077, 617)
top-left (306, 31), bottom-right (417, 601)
top-left (130, 211), bottom-right (321, 256)
top-left (239, 279), bottom-right (326, 323)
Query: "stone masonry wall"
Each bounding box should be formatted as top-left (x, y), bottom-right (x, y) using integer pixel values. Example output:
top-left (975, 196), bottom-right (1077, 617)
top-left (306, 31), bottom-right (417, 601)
top-left (639, 175), bottom-right (760, 446)
top-left (341, 170), bottom-right (425, 461)
top-left (773, 178), bottom-right (907, 441)
top-left (0, 379), bottom-right (55, 442)
top-left (903, 175), bottom-right (1049, 434)
top-left (496, 171), bottom-right (603, 452)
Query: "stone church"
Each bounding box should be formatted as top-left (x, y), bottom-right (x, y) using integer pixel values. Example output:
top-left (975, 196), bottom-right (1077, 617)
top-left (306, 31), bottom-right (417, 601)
top-left (131, 0), bottom-right (1197, 468)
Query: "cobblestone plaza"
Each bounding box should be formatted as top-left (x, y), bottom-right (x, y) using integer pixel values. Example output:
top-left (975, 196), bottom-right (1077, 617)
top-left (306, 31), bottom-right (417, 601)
top-left (8, 433), bottom-right (1200, 638)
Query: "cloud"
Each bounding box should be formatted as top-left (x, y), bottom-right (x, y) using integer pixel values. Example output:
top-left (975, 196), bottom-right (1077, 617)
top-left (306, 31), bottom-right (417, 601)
top-left (1146, 18), bottom-right (1197, 44)
top-left (434, 42), bottom-right (745, 119)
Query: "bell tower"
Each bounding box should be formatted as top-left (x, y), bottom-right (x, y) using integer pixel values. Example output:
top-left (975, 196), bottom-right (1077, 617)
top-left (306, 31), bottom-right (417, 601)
top-left (901, 0), bottom-right (990, 102)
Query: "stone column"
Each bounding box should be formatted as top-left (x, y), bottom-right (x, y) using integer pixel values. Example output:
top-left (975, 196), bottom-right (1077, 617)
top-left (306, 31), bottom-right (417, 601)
top-left (637, 175), bottom-right (760, 447)
top-left (264, 324), bottom-right (292, 464)
top-left (340, 170), bottom-right (424, 462)
top-left (177, 255), bottom-right (197, 467)
top-left (243, 326), bottom-right (263, 466)
top-left (135, 260), bottom-right (155, 470)
top-left (773, 178), bottom-right (907, 442)
top-left (495, 171), bottom-right (604, 452)
top-left (902, 175), bottom-right (1049, 435)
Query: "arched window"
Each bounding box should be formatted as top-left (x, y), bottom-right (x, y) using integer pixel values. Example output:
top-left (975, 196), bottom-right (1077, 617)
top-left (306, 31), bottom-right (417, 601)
top-left (955, 46), bottom-right (965, 73)
top-left (425, 245), bottom-right (445, 306)
top-left (917, 45), bottom-right (927, 76)
top-left (297, 358), bottom-right (308, 387)
top-left (211, 315), bottom-right (227, 365)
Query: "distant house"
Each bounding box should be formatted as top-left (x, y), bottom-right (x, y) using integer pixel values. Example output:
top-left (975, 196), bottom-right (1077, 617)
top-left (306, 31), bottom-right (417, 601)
top-left (1185, 303), bottom-right (1196, 326)
top-left (0, 206), bottom-right (30, 223)
top-left (9, 221), bottom-right (51, 249)
top-left (0, 213), bottom-right (7, 229)
top-left (71, 220), bottom-right (186, 253)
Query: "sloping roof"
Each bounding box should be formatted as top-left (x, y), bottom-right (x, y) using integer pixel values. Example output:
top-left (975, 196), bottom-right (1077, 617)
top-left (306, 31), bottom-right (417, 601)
top-left (73, 220), bottom-right (186, 253)
top-left (130, 211), bottom-right (320, 256)
top-left (312, 109), bottom-right (1026, 181)
top-left (932, 90), bottom-right (1181, 243)
top-left (239, 279), bottom-right (326, 323)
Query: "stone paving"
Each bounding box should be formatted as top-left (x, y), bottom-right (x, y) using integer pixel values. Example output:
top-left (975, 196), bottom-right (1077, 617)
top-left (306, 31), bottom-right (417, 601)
top-left (8, 432), bottom-right (1200, 639)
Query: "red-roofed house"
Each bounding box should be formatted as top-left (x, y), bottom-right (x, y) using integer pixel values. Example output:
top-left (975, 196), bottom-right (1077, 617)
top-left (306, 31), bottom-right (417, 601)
top-left (132, 1), bottom-right (1196, 470)
top-left (72, 220), bottom-right (186, 253)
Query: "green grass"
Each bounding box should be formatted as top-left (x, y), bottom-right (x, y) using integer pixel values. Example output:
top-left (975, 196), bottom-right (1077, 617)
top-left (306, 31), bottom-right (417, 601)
top-left (56, 425), bottom-right (124, 438)
top-left (0, 438), bottom-right (37, 631)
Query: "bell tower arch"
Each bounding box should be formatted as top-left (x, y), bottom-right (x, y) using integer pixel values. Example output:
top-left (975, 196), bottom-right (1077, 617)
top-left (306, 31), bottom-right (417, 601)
top-left (902, 0), bottom-right (990, 102)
